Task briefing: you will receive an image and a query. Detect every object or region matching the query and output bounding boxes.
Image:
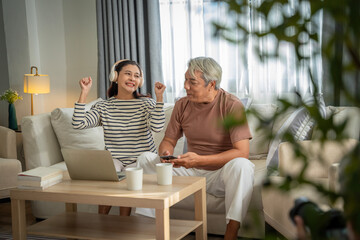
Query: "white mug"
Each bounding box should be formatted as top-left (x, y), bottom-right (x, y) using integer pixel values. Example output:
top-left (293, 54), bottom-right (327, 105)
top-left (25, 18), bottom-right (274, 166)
top-left (125, 167), bottom-right (143, 190)
top-left (156, 163), bottom-right (173, 185)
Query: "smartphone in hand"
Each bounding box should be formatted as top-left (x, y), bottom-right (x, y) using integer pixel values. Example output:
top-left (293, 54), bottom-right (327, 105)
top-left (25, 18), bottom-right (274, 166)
top-left (160, 155), bottom-right (177, 160)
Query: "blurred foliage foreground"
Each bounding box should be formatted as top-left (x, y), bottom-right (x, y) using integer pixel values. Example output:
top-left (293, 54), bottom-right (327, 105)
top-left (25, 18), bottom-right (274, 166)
top-left (215, 0), bottom-right (360, 236)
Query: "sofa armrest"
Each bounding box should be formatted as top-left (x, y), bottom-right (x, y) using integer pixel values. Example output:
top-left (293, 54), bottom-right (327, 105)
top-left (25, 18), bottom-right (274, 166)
top-left (0, 126), bottom-right (17, 159)
top-left (278, 139), bottom-right (358, 178)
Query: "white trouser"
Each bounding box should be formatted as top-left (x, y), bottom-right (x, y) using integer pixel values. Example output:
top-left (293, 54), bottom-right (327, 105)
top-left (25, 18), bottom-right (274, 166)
top-left (113, 159), bottom-right (136, 172)
top-left (135, 152), bottom-right (255, 224)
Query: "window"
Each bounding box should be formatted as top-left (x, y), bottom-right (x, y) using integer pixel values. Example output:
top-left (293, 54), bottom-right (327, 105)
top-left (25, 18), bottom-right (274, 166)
top-left (159, 0), bottom-right (323, 103)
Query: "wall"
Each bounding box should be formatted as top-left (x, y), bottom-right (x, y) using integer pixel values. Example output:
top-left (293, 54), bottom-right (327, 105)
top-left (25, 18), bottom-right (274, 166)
top-left (32, 0), bottom-right (67, 115)
top-left (0, 0), bottom-right (10, 126)
top-left (63, 0), bottom-right (98, 106)
top-left (1, 0), bottom-right (30, 127)
top-left (0, 0), bottom-right (97, 127)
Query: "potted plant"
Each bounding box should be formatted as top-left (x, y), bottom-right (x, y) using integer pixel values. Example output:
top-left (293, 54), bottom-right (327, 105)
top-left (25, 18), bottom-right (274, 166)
top-left (215, 0), bottom-right (360, 238)
top-left (0, 89), bottom-right (23, 130)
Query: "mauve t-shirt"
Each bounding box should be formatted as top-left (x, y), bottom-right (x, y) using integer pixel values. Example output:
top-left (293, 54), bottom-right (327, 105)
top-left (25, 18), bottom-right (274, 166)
top-left (165, 89), bottom-right (252, 155)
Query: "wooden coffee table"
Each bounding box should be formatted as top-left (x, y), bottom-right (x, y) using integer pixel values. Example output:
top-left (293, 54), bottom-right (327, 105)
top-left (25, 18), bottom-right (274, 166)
top-left (10, 174), bottom-right (207, 240)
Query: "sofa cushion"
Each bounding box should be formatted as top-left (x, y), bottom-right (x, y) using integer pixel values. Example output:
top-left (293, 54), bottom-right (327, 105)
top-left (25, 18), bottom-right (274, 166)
top-left (328, 106), bottom-right (360, 140)
top-left (22, 113), bottom-right (64, 170)
top-left (266, 107), bottom-right (314, 169)
top-left (248, 104), bottom-right (278, 158)
top-left (266, 94), bottom-right (326, 169)
top-left (278, 139), bottom-right (358, 178)
top-left (50, 98), bottom-right (105, 151)
top-left (152, 104), bottom-right (185, 156)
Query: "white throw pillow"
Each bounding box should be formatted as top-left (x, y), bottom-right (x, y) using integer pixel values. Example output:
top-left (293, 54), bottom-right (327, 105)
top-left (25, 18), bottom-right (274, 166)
top-left (50, 98), bottom-right (105, 151)
top-left (266, 94), bottom-right (326, 169)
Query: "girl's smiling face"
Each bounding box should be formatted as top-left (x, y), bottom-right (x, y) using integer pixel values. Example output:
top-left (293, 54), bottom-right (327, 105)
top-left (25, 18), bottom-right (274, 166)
top-left (116, 64), bottom-right (141, 96)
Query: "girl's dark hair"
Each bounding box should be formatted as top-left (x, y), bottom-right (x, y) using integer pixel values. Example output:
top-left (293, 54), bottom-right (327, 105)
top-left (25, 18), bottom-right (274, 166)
top-left (107, 60), bottom-right (151, 99)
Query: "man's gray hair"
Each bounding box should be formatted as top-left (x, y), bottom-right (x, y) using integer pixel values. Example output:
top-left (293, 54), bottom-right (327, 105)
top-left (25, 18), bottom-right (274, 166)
top-left (187, 57), bottom-right (222, 89)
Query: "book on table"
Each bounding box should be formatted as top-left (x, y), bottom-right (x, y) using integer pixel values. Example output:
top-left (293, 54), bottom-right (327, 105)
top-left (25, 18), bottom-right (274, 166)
top-left (17, 174), bottom-right (63, 187)
top-left (18, 167), bottom-right (63, 181)
top-left (17, 177), bottom-right (63, 190)
top-left (17, 167), bottom-right (63, 189)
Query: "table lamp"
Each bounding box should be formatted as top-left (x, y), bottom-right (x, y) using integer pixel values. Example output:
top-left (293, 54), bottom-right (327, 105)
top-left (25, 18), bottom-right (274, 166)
top-left (24, 66), bottom-right (50, 115)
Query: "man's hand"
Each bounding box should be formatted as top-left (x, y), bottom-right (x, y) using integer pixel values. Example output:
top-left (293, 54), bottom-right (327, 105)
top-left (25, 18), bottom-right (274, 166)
top-left (159, 137), bottom-right (177, 162)
top-left (160, 150), bottom-right (171, 163)
top-left (168, 152), bottom-right (199, 168)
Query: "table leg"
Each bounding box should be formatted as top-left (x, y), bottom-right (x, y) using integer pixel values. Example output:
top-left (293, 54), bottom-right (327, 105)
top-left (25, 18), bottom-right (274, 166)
top-left (194, 187), bottom-right (207, 240)
top-left (11, 199), bottom-right (26, 240)
top-left (155, 208), bottom-right (170, 240)
top-left (65, 203), bottom-right (77, 240)
top-left (65, 203), bottom-right (77, 212)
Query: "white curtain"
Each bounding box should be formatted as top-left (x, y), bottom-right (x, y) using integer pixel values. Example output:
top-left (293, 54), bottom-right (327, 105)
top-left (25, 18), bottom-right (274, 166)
top-left (159, 0), bottom-right (323, 103)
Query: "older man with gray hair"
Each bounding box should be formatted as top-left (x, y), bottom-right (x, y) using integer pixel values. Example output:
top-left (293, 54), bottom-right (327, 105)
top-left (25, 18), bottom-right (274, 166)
top-left (137, 57), bottom-right (254, 239)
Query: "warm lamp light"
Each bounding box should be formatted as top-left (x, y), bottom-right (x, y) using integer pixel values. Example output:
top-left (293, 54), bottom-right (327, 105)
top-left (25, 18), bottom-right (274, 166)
top-left (24, 66), bottom-right (50, 115)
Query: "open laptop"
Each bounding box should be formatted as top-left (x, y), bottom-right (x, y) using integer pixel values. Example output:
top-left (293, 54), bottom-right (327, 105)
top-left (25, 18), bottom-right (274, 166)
top-left (61, 148), bottom-right (126, 181)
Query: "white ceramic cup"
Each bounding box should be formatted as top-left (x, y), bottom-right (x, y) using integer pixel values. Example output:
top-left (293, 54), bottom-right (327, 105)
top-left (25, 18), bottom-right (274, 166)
top-left (156, 163), bottom-right (173, 185)
top-left (125, 167), bottom-right (143, 190)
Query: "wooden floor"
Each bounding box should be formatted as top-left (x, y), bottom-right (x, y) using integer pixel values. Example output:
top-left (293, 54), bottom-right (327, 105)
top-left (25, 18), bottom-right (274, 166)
top-left (0, 198), bottom-right (36, 234)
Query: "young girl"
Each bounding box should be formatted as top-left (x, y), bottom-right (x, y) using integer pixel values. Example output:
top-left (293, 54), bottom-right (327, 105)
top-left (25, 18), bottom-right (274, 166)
top-left (72, 59), bottom-right (166, 215)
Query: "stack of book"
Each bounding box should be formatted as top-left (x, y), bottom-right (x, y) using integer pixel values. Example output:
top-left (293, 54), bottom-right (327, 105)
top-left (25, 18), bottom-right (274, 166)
top-left (17, 167), bottom-right (63, 190)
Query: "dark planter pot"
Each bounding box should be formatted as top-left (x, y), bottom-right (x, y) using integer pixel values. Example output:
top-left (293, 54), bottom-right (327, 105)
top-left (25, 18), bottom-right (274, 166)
top-left (8, 103), bottom-right (18, 131)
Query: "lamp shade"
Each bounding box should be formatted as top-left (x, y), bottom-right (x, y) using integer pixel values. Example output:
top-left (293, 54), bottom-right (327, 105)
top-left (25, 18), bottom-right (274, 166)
top-left (24, 74), bottom-right (50, 94)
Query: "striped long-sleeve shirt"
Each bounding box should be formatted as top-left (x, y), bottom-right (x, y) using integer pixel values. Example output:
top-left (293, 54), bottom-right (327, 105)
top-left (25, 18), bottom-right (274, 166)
top-left (72, 97), bottom-right (165, 166)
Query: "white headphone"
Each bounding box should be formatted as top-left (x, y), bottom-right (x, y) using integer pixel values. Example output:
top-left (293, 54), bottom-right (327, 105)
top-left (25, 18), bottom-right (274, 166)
top-left (109, 59), bottom-right (144, 88)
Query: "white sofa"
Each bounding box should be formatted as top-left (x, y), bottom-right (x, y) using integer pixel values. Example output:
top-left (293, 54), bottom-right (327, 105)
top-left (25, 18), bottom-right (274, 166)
top-left (262, 106), bottom-right (360, 239)
top-left (21, 100), bottom-right (360, 239)
top-left (0, 126), bottom-right (22, 199)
